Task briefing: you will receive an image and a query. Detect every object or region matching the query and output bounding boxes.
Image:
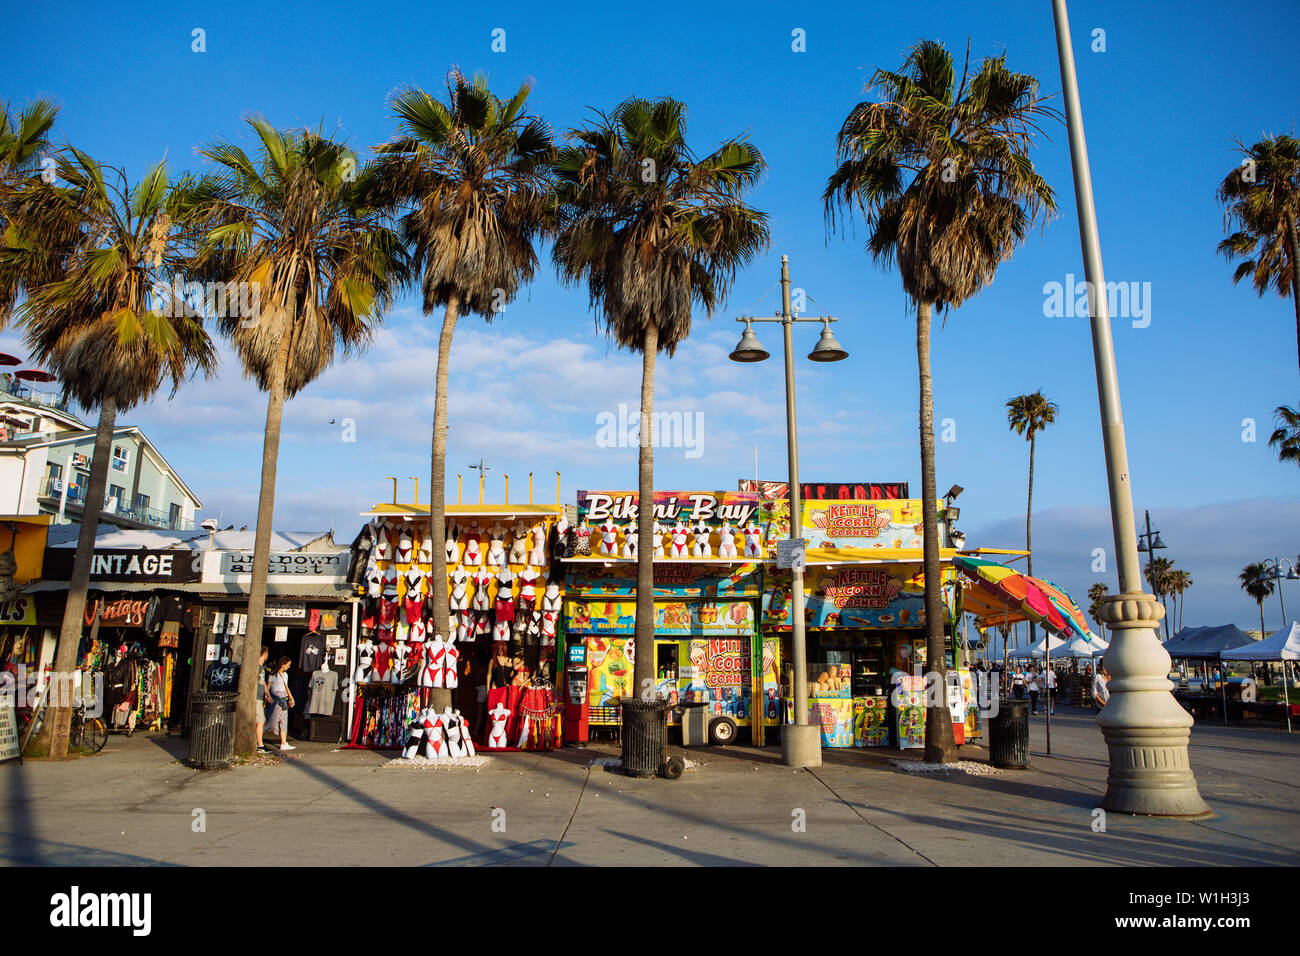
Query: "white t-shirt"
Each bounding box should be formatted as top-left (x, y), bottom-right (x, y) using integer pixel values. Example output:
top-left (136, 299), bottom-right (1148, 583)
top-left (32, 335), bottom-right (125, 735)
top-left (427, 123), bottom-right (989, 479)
top-left (1092, 672), bottom-right (1110, 705)
top-left (1045, 669), bottom-right (1057, 689)
top-left (1026, 672), bottom-right (1040, 692)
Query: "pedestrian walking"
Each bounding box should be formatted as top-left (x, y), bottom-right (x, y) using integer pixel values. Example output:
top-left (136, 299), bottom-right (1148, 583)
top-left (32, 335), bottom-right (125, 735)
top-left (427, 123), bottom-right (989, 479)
top-left (1092, 661), bottom-right (1111, 711)
top-left (1044, 666), bottom-right (1057, 715)
top-left (256, 646), bottom-right (270, 753)
top-left (1027, 665), bottom-right (1041, 715)
top-left (266, 656), bottom-right (296, 752)
top-left (1011, 665), bottom-right (1027, 700)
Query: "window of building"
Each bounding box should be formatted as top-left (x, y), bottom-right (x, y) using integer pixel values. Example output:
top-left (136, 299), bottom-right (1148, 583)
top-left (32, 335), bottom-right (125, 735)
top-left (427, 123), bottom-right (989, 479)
top-left (169, 503), bottom-right (183, 527)
top-left (133, 492), bottom-right (150, 513)
top-left (46, 462), bottom-right (63, 482)
top-left (111, 446), bottom-right (128, 472)
top-left (106, 484), bottom-right (126, 508)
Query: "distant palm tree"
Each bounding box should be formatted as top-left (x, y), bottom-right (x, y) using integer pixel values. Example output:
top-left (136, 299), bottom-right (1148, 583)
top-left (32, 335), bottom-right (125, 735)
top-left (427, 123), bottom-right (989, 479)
top-left (12, 149), bottom-right (217, 757)
top-left (0, 97), bottom-right (60, 321)
top-left (1166, 568), bottom-right (1193, 633)
top-left (1145, 556), bottom-right (1176, 640)
top-left (554, 97), bottom-right (768, 701)
top-left (1087, 581), bottom-right (1109, 642)
top-left (825, 40), bottom-right (1056, 762)
top-left (189, 118), bottom-right (409, 753)
top-left (1268, 401), bottom-right (1300, 466)
top-left (1007, 390), bottom-right (1058, 651)
top-left (370, 71), bottom-right (554, 653)
top-left (1216, 134), bottom-right (1300, 378)
top-left (1240, 562), bottom-right (1276, 639)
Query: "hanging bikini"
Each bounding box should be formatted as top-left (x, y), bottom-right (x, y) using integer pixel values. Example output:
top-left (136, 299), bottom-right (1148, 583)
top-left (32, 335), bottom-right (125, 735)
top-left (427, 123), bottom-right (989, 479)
top-left (486, 525), bottom-right (507, 567)
top-left (494, 568), bottom-right (516, 623)
top-left (396, 527), bottom-right (414, 564)
top-left (374, 522), bottom-right (392, 562)
top-left (462, 525), bottom-right (482, 566)
top-left (404, 566), bottom-right (426, 624)
top-left (445, 523), bottom-right (459, 565)
top-left (517, 567), bottom-right (541, 613)
top-left (449, 567), bottom-right (470, 612)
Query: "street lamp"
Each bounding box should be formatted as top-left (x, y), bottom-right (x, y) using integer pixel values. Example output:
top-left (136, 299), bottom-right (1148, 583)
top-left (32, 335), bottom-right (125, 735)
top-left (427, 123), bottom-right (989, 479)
top-left (1261, 557), bottom-right (1299, 628)
top-left (1052, 0), bottom-right (1208, 815)
top-left (729, 254), bottom-right (847, 768)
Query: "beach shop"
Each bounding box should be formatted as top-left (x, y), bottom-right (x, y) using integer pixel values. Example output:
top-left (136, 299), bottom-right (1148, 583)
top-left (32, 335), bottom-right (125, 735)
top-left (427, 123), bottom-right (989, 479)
top-left (561, 490), bottom-right (779, 745)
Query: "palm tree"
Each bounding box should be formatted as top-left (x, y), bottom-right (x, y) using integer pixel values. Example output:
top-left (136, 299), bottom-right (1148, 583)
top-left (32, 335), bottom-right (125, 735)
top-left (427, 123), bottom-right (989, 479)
top-left (825, 40), bottom-right (1056, 762)
top-left (11, 149), bottom-right (217, 757)
top-left (1144, 556), bottom-right (1175, 640)
top-left (1240, 562), bottom-right (1276, 638)
top-left (1268, 401), bottom-right (1300, 466)
top-left (369, 72), bottom-right (554, 660)
top-left (1087, 581), bottom-right (1109, 642)
top-left (554, 97), bottom-right (768, 702)
top-left (1216, 134), bottom-right (1300, 378)
top-left (1006, 390), bottom-right (1058, 652)
top-left (189, 118), bottom-right (409, 753)
top-left (0, 97), bottom-right (60, 321)
top-left (1166, 568), bottom-right (1193, 633)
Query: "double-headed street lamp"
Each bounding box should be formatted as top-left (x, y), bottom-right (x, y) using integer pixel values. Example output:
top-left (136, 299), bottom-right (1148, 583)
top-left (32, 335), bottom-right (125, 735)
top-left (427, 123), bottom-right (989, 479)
top-left (1261, 557), bottom-right (1299, 628)
top-left (1052, 0), bottom-right (1208, 815)
top-left (729, 254), bottom-right (847, 768)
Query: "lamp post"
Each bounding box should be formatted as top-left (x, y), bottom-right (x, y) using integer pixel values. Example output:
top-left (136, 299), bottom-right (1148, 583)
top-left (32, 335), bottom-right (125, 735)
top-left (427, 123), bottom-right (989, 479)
top-left (1051, 0), bottom-right (1208, 815)
top-left (729, 254), bottom-right (847, 768)
top-left (1136, 509), bottom-right (1170, 639)
top-left (1261, 557), bottom-right (1298, 628)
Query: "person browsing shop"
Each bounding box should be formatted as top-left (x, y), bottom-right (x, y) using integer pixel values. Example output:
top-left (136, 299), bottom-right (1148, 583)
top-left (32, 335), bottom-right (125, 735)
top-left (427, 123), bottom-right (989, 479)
top-left (266, 656), bottom-right (296, 752)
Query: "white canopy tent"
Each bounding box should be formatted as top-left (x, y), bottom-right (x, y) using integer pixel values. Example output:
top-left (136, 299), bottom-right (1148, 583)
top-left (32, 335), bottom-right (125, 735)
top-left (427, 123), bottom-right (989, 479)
top-left (1219, 622), bottom-right (1299, 733)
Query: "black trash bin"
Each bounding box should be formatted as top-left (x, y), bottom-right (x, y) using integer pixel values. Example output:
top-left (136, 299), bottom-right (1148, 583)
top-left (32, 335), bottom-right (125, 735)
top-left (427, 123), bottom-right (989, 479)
top-left (620, 699), bottom-right (668, 777)
top-left (989, 697), bottom-right (1029, 769)
top-left (188, 691), bottom-right (238, 769)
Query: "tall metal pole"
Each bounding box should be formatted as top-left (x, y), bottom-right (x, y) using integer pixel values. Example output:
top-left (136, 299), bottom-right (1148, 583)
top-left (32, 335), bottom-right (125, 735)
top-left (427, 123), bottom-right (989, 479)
top-left (1052, 0), bottom-right (1208, 815)
top-left (779, 255), bottom-right (819, 766)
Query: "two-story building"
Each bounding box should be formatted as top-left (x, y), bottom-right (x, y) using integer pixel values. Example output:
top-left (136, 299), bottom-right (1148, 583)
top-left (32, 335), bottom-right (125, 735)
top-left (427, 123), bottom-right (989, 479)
top-left (0, 373), bottom-right (202, 532)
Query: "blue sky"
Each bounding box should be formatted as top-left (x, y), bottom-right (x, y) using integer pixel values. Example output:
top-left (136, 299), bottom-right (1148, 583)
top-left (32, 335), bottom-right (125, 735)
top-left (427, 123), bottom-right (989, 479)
top-left (4, 0), bottom-right (1299, 631)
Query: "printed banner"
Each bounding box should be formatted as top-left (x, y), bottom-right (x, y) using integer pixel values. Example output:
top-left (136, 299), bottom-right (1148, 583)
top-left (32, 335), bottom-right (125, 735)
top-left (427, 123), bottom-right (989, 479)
top-left (565, 562), bottom-right (762, 598)
top-left (740, 480), bottom-right (909, 500)
top-left (810, 697), bottom-right (854, 747)
top-left (895, 674), bottom-right (926, 749)
top-left (565, 599), bottom-right (754, 636)
top-left (762, 566), bottom-right (954, 629)
top-left (577, 490), bottom-right (760, 527)
top-left (586, 635), bottom-right (634, 706)
top-left (853, 697), bottom-right (890, 748)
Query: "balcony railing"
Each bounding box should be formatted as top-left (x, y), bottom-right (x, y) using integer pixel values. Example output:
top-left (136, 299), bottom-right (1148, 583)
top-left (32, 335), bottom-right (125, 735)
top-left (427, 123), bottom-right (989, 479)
top-left (0, 376), bottom-right (70, 413)
top-left (38, 476), bottom-right (194, 531)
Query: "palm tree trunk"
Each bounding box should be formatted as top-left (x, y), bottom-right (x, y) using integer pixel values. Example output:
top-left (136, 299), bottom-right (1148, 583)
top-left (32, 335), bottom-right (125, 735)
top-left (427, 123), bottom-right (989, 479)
top-left (1260, 601), bottom-right (1266, 639)
top-left (427, 293), bottom-right (459, 714)
top-left (1288, 217), bottom-right (1300, 379)
top-left (41, 396), bottom-right (116, 758)
top-left (234, 328), bottom-right (292, 754)
top-left (633, 323), bottom-right (658, 701)
top-left (1026, 432), bottom-right (1036, 653)
top-left (917, 300), bottom-right (955, 763)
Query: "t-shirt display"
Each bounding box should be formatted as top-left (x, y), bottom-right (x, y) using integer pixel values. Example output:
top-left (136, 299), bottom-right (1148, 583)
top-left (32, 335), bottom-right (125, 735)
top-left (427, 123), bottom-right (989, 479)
top-left (307, 669), bottom-right (340, 717)
top-left (205, 659), bottom-right (240, 692)
top-left (299, 633), bottom-right (326, 672)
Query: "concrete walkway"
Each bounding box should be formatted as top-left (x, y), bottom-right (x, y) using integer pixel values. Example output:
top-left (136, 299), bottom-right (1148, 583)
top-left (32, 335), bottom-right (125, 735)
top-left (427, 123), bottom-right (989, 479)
top-left (3, 706), bottom-right (1296, 866)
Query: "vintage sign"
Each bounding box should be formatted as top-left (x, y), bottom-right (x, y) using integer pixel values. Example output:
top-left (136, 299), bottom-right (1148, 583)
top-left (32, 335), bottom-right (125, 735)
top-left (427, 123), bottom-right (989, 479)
top-left (577, 490), bottom-right (759, 527)
top-left (85, 598), bottom-right (150, 627)
top-left (740, 479), bottom-right (909, 500)
top-left (218, 551), bottom-right (346, 578)
top-left (0, 597), bottom-right (35, 626)
top-left (43, 548), bottom-right (202, 583)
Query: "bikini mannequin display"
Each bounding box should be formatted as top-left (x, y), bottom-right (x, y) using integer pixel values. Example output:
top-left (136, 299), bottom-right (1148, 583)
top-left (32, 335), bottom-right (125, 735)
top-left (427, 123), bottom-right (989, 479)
top-left (486, 701), bottom-right (511, 749)
top-left (421, 707), bottom-right (446, 759)
top-left (486, 524), bottom-right (507, 567)
top-left (373, 521), bottom-right (392, 562)
top-left (717, 520), bottom-right (738, 558)
top-left (396, 527), bottom-right (414, 564)
top-left (401, 712), bottom-right (427, 759)
top-left (354, 640), bottom-right (376, 684)
top-left (448, 566), bottom-right (470, 612)
top-left (653, 521), bottom-right (666, 558)
top-left (424, 634), bottom-right (448, 689)
top-left (443, 708), bottom-right (467, 757)
top-left (443, 637), bottom-right (460, 689)
top-left (508, 527), bottom-right (528, 565)
top-left (462, 524), bottom-right (483, 567)
top-left (365, 560), bottom-right (384, 599)
top-left (416, 528), bottom-right (433, 565)
top-left (494, 567), bottom-right (517, 624)
top-left (445, 523), bottom-right (459, 565)
top-left (392, 642), bottom-right (412, 681)
top-left (455, 709), bottom-right (475, 757)
top-left (692, 520), bottom-right (712, 558)
top-left (373, 641), bottom-right (394, 683)
top-left (742, 520), bottom-right (763, 558)
top-left (622, 527), bottom-right (637, 559)
top-left (551, 515), bottom-right (570, 562)
top-left (529, 524), bottom-right (547, 567)
top-left (403, 566), bottom-right (426, 623)
top-left (670, 521), bottom-right (690, 558)
top-left (572, 518), bottom-right (592, 556)
top-left (517, 567), bottom-right (541, 613)
top-left (597, 519), bottom-right (620, 556)
top-left (468, 565), bottom-right (492, 612)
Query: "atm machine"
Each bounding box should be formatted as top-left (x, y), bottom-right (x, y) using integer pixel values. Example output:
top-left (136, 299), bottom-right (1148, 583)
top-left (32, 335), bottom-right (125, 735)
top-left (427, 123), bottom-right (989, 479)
top-left (564, 642), bottom-right (589, 745)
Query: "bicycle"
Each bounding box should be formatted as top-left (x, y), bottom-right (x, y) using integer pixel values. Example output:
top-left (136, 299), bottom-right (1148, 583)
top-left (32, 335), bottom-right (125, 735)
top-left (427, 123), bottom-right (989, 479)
top-left (18, 698), bottom-right (107, 754)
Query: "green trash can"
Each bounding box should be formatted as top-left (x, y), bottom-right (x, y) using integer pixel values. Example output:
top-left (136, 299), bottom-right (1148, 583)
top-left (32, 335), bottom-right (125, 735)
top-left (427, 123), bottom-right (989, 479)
top-left (188, 691), bottom-right (238, 769)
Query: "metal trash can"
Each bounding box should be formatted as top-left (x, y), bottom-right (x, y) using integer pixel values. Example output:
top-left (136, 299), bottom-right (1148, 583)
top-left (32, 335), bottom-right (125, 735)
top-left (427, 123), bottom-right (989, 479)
top-left (620, 699), bottom-right (667, 777)
top-left (188, 691), bottom-right (238, 769)
top-left (989, 697), bottom-right (1029, 769)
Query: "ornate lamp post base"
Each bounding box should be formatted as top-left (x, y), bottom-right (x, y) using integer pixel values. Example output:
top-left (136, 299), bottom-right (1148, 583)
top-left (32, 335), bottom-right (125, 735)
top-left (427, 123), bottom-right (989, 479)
top-left (1097, 594), bottom-right (1210, 816)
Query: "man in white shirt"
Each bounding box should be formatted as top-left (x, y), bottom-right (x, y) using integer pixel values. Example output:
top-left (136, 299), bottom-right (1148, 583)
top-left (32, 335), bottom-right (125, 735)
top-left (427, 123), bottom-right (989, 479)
top-left (1044, 667), bottom-right (1057, 715)
top-left (1026, 666), bottom-right (1041, 715)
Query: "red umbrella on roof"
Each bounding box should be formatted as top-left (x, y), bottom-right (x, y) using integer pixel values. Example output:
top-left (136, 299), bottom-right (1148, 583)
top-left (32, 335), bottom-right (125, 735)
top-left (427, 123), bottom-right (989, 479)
top-left (15, 369), bottom-right (56, 383)
top-left (0, 353), bottom-right (21, 367)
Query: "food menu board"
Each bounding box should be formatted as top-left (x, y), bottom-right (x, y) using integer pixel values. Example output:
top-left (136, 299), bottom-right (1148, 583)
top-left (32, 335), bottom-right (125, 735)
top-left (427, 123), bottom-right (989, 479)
top-left (853, 697), bottom-right (890, 748)
top-left (585, 635), bottom-right (634, 706)
top-left (810, 697), bottom-right (854, 747)
top-left (895, 674), bottom-right (926, 749)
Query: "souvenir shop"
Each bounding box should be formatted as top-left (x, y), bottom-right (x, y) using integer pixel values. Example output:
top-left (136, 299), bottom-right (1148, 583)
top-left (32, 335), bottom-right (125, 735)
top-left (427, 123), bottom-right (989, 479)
top-left (346, 502), bottom-right (566, 755)
top-left (562, 489), bottom-right (779, 746)
top-left (758, 496), bottom-right (978, 750)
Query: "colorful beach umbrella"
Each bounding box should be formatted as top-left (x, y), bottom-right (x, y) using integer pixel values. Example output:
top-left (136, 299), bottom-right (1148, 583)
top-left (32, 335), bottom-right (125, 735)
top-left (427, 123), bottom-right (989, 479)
top-left (954, 555), bottom-right (1092, 641)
